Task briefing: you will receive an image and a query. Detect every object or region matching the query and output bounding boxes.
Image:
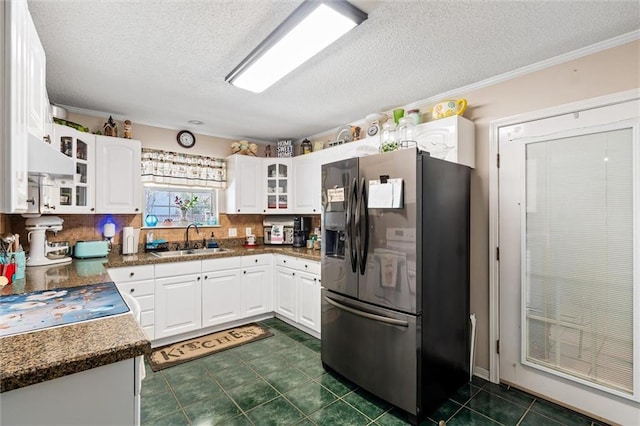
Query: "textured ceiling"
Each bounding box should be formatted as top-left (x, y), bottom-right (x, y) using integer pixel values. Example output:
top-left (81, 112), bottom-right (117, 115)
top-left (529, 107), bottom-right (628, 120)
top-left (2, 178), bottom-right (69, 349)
top-left (28, 0), bottom-right (639, 142)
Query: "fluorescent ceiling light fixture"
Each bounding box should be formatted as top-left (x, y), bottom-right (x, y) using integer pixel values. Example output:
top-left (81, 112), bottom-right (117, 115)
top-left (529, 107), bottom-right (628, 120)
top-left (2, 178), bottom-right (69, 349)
top-left (225, 0), bottom-right (367, 93)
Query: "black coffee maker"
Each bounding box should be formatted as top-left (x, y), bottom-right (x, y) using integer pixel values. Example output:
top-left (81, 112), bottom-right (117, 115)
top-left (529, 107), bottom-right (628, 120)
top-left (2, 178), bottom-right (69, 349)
top-left (293, 216), bottom-right (312, 247)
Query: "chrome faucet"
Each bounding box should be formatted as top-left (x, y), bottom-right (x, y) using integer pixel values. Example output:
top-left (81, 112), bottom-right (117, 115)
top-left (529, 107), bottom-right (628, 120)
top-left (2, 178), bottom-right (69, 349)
top-left (185, 223), bottom-right (200, 249)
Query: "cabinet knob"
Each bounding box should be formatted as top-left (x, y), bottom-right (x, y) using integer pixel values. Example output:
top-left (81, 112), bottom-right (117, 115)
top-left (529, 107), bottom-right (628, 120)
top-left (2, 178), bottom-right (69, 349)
top-left (313, 209), bottom-right (316, 212)
top-left (135, 208), bottom-right (139, 212)
top-left (237, 209), bottom-right (240, 212)
top-left (314, 278), bottom-right (317, 282)
top-left (27, 198), bottom-right (35, 205)
top-left (292, 272), bottom-right (295, 276)
top-left (283, 260), bottom-right (286, 263)
top-left (90, 208), bottom-right (95, 212)
top-left (263, 209), bottom-right (266, 213)
top-left (204, 275), bottom-right (208, 280)
top-left (129, 272), bottom-right (135, 277)
top-left (255, 259), bottom-right (258, 263)
top-left (130, 288), bottom-right (135, 293)
top-left (304, 264), bottom-right (308, 268)
top-left (244, 270), bottom-right (247, 274)
top-left (197, 276), bottom-right (201, 281)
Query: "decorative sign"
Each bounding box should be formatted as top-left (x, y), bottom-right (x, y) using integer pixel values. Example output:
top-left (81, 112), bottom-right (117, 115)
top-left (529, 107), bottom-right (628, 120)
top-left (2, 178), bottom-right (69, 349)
top-left (276, 140), bottom-right (293, 158)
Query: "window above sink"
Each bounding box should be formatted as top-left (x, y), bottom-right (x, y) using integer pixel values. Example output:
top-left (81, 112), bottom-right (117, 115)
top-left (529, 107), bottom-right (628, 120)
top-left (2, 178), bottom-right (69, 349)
top-left (143, 184), bottom-right (220, 229)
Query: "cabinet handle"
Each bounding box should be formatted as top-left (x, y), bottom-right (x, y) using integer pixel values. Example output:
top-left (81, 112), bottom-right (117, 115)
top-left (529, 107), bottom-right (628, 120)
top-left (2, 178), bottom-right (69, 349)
top-left (27, 198), bottom-right (35, 205)
top-left (130, 288), bottom-right (135, 293)
top-left (129, 272), bottom-right (135, 277)
top-left (90, 208), bottom-right (95, 212)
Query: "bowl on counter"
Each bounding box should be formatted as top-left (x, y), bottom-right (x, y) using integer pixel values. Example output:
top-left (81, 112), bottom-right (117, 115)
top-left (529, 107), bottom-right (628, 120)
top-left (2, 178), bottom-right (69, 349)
top-left (46, 241), bottom-right (70, 259)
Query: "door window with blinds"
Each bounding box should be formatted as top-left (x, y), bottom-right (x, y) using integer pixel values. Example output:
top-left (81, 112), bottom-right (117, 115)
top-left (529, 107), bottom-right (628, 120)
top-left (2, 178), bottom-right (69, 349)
top-left (523, 125), bottom-right (637, 397)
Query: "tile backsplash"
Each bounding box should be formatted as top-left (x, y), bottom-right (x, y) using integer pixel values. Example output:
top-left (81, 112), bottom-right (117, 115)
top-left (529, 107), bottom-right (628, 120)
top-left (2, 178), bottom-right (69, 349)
top-left (9, 214), bottom-right (320, 253)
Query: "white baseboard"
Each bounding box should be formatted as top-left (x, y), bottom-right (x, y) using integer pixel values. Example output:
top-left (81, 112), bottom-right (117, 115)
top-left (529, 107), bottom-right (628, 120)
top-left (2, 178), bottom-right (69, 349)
top-left (473, 366), bottom-right (490, 382)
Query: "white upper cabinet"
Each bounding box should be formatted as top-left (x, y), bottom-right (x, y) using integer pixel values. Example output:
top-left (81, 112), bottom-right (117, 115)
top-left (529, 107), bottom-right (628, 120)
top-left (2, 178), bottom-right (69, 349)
top-left (225, 155), bottom-right (264, 214)
top-left (52, 125), bottom-right (95, 214)
top-left (1, 0), bottom-right (33, 213)
top-left (26, 13), bottom-right (47, 142)
top-left (292, 153), bottom-right (321, 214)
top-left (264, 158), bottom-right (292, 214)
top-left (95, 135), bottom-right (142, 214)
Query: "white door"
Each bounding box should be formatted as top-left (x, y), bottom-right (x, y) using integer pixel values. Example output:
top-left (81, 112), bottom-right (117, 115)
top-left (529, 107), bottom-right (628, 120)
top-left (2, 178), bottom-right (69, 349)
top-left (498, 99), bottom-right (639, 424)
top-left (155, 273), bottom-right (202, 339)
top-left (202, 269), bottom-right (242, 327)
top-left (95, 136), bottom-right (141, 214)
top-left (243, 265), bottom-right (271, 317)
top-left (297, 272), bottom-right (320, 333)
top-left (275, 266), bottom-right (296, 321)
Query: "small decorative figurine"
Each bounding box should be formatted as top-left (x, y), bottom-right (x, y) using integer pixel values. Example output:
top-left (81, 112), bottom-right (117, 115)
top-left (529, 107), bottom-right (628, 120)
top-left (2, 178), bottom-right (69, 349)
top-left (351, 126), bottom-right (361, 140)
top-left (123, 120), bottom-right (132, 139)
top-left (265, 145), bottom-right (272, 157)
top-left (231, 140), bottom-right (259, 156)
top-left (103, 116), bottom-right (118, 137)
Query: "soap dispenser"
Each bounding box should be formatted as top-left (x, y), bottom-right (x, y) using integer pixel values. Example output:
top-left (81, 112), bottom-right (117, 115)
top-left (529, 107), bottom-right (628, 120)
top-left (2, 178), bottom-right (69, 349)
top-left (206, 232), bottom-right (218, 249)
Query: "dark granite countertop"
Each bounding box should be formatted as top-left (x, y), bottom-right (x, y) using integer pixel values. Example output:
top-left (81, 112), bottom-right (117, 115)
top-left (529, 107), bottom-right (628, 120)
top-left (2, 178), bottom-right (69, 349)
top-left (0, 245), bottom-right (320, 392)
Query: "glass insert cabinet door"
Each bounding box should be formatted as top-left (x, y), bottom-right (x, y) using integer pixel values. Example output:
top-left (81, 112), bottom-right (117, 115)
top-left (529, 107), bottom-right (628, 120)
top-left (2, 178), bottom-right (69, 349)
top-left (265, 159), bottom-right (291, 212)
top-left (53, 126), bottom-right (95, 213)
top-left (522, 125), bottom-right (638, 399)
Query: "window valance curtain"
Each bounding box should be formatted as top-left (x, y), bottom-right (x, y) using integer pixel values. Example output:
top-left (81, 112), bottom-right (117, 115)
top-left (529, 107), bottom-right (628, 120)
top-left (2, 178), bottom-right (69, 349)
top-left (141, 149), bottom-right (226, 188)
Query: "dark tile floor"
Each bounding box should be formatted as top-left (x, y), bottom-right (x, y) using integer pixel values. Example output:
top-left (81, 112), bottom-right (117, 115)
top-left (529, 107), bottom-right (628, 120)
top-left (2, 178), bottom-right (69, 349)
top-left (141, 318), bottom-right (607, 426)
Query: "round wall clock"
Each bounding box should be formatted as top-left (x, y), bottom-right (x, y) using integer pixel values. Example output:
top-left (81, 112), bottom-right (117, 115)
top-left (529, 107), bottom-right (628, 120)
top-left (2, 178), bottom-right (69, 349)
top-left (177, 130), bottom-right (196, 148)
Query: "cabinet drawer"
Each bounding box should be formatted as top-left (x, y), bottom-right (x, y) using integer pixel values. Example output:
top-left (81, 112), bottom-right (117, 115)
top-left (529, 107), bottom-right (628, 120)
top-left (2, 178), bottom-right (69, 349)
top-left (136, 294), bottom-right (155, 311)
top-left (108, 265), bottom-right (154, 283)
top-left (275, 255), bottom-right (299, 269)
top-left (202, 256), bottom-right (242, 272)
top-left (155, 260), bottom-right (201, 278)
top-left (116, 280), bottom-right (154, 297)
top-left (140, 310), bottom-right (154, 327)
top-left (241, 254), bottom-right (271, 267)
top-left (298, 260), bottom-right (320, 275)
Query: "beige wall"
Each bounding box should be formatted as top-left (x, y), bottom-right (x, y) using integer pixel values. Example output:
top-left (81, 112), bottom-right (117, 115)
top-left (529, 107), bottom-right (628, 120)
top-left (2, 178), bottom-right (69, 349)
top-left (411, 40), bottom-right (639, 371)
top-left (66, 113), bottom-right (267, 158)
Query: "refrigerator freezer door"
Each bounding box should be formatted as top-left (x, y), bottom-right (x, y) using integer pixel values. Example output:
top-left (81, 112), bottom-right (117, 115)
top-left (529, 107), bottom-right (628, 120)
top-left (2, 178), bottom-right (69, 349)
top-left (358, 149), bottom-right (419, 314)
top-left (321, 158), bottom-right (358, 299)
top-left (321, 289), bottom-right (418, 415)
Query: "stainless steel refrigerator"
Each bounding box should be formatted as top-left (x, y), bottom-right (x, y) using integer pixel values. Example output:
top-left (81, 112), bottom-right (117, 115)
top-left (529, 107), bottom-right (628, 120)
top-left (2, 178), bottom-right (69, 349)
top-left (321, 148), bottom-right (470, 424)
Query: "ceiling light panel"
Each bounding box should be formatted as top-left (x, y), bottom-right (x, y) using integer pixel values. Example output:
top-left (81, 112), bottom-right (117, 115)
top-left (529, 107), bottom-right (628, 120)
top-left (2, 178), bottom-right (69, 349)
top-left (226, 0), bottom-right (367, 93)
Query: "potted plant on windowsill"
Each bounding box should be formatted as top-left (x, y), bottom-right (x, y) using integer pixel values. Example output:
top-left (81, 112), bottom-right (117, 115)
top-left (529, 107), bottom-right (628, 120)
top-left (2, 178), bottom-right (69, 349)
top-left (175, 196), bottom-right (198, 224)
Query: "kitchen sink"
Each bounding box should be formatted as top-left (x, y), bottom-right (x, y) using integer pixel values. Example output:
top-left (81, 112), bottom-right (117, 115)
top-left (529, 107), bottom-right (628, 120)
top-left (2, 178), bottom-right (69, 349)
top-left (151, 247), bottom-right (233, 258)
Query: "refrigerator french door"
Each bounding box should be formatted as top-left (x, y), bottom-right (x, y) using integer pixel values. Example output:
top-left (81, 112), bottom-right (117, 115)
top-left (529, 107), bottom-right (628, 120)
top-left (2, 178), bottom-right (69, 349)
top-left (321, 148), bottom-right (471, 424)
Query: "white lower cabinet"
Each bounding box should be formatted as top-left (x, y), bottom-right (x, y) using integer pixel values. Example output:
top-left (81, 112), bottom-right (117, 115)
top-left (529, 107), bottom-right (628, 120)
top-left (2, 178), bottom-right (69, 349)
top-left (154, 260), bottom-right (202, 340)
top-left (110, 254), bottom-right (319, 343)
top-left (275, 266), bottom-right (297, 321)
top-left (202, 268), bottom-right (243, 327)
top-left (1, 359), bottom-right (139, 426)
top-left (297, 271), bottom-right (321, 332)
top-left (241, 254), bottom-right (272, 317)
top-left (275, 255), bottom-right (321, 335)
top-left (109, 265), bottom-right (155, 341)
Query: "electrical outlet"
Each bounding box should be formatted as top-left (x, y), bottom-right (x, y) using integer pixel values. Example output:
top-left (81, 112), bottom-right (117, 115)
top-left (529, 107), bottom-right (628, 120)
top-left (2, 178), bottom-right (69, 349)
top-left (245, 227), bottom-right (252, 236)
top-left (228, 228), bottom-right (237, 237)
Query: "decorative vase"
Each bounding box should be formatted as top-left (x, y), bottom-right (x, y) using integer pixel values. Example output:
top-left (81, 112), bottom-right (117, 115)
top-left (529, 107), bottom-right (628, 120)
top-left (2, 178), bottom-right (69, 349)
top-left (179, 209), bottom-right (188, 224)
top-left (145, 214), bottom-right (158, 227)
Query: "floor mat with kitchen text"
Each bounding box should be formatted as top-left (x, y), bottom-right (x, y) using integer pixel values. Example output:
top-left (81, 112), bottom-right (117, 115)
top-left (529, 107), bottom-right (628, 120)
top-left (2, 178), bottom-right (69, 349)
top-left (146, 323), bottom-right (273, 372)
